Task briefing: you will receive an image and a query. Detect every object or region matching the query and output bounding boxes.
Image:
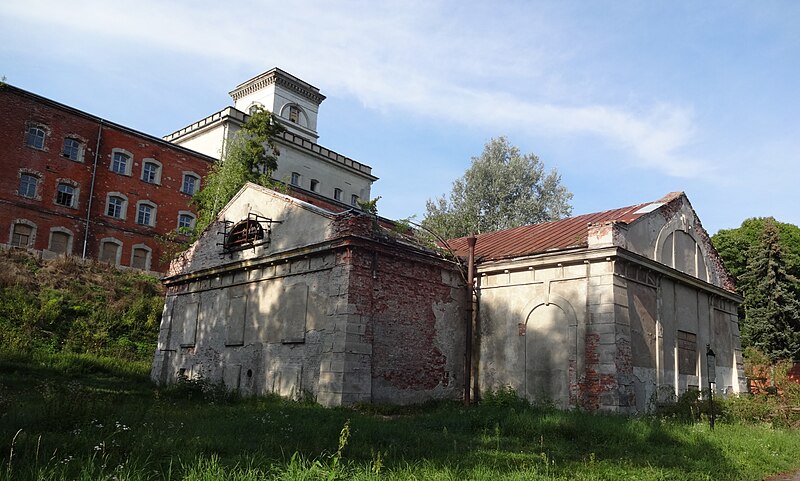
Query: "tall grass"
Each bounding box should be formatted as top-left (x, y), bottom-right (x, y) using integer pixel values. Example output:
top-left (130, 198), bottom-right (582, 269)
top-left (2, 352), bottom-right (800, 481)
top-left (0, 250), bottom-right (163, 362)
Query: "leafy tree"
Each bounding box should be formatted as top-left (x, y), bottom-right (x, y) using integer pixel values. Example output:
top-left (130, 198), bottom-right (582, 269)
top-left (192, 107), bottom-right (285, 234)
top-left (737, 219), bottom-right (800, 361)
top-left (713, 217), bottom-right (800, 281)
top-left (422, 137), bottom-right (572, 239)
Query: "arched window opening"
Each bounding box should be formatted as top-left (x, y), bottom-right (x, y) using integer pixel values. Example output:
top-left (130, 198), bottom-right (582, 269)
top-left (220, 213), bottom-right (281, 255)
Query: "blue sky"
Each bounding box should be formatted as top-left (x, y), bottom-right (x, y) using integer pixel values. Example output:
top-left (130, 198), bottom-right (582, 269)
top-left (2, 1), bottom-right (798, 234)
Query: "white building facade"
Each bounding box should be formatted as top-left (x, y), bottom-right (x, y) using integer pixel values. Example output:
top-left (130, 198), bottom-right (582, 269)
top-left (164, 68), bottom-right (376, 207)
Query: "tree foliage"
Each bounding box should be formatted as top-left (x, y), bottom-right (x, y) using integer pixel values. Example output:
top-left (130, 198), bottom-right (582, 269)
top-left (192, 107), bottom-right (285, 234)
top-left (713, 217), bottom-right (800, 281)
top-left (736, 220), bottom-right (800, 361)
top-left (713, 218), bottom-right (800, 361)
top-left (422, 137), bottom-right (573, 240)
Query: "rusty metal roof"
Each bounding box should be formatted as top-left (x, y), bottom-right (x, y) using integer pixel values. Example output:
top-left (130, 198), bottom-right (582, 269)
top-left (446, 192), bottom-right (684, 261)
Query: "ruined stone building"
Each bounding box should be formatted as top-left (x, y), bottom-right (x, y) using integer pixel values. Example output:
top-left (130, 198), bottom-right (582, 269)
top-left (448, 191), bottom-right (744, 413)
top-left (151, 183), bottom-right (465, 406)
top-left (152, 188), bottom-right (743, 413)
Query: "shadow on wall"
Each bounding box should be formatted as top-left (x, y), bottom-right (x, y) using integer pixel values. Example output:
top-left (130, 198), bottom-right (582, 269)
top-left (159, 267), bottom-right (319, 401)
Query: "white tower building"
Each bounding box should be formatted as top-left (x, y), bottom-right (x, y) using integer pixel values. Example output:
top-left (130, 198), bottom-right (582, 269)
top-left (164, 68), bottom-right (376, 206)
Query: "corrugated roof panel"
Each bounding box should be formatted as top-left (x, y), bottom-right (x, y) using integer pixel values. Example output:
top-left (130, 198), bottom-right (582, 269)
top-left (445, 193), bottom-right (683, 261)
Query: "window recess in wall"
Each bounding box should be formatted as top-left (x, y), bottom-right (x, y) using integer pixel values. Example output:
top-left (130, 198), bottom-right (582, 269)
top-left (677, 330), bottom-right (698, 375)
top-left (219, 213), bottom-right (281, 256)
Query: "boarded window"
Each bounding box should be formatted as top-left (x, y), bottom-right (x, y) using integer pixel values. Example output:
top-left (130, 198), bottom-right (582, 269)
top-left (131, 247), bottom-right (149, 270)
top-left (49, 231), bottom-right (70, 254)
top-left (181, 301), bottom-right (199, 346)
top-left (677, 330), bottom-right (697, 375)
top-left (99, 241), bottom-right (120, 264)
top-left (225, 295), bottom-right (247, 346)
top-left (281, 284), bottom-right (308, 343)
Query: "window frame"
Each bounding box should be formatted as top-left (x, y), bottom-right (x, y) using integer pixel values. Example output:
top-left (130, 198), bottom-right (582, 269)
top-left (333, 188), bottom-right (342, 201)
top-left (25, 124), bottom-right (47, 150)
top-left (61, 137), bottom-right (84, 162)
top-left (140, 158), bottom-right (162, 185)
top-left (289, 105), bottom-right (300, 123)
top-left (110, 148), bottom-right (133, 176)
top-left (181, 172), bottom-right (200, 195)
top-left (310, 179), bottom-right (319, 192)
top-left (18, 172), bottom-right (40, 199)
top-left (290, 172), bottom-right (301, 186)
top-left (135, 200), bottom-right (157, 227)
top-left (351, 194), bottom-right (359, 207)
top-left (105, 192), bottom-right (128, 220)
top-left (177, 211), bottom-right (196, 232)
top-left (54, 179), bottom-right (79, 209)
top-left (10, 220), bottom-right (36, 248)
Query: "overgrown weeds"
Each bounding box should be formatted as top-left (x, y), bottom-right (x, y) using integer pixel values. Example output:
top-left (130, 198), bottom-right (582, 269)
top-left (0, 250), bottom-right (162, 362)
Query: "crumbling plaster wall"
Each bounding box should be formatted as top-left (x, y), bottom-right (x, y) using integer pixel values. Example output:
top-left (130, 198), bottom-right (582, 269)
top-left (476, 256), bottom-right (631, 412)
top-left (151, 250), bottom-right (338, 399)
top-left (477, 227), bottom-right (743, 414)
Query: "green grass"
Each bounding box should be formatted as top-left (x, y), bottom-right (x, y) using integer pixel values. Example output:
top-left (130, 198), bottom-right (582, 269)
top-left (1, 352), bottom-right (800, 480)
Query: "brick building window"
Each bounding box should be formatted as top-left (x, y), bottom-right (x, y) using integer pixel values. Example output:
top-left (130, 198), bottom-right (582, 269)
top-left (177, 212), bottom-right (196, 232)
top-left (25, 125), bottom-right (46, 150)
top-left (136, 201), bottom-right (157, 227)
top-left (182, 173), bottom-right (199, 195)
top-left (290, 172), bottom-right (300, 186)
top-left (141, 159), bottom-right (162, 184)
top-left (310, 179), bottom-right (319, 192)
top-left (131, 245), bottom-right (151, 270)
top-left (99, 238), bottom-right (122, 265)
top-left (677, 330), bottom-right (697, 375)
top-left (110, 149), bottom-right (132, 175)
top-left (106, 194), bottom-right (127, 219)
top-left (48, 229), bottom-right (72, 255)
top-left (10, 222), bottom-right (35, 248)
top-left (333, 188), bottom-right (342, 201)
top-left (62, 138), bottom-right (83, 161)
top-left (18, 173), bottom-right (39, 198)
top-left (55, 183), bottom-right (77, 208)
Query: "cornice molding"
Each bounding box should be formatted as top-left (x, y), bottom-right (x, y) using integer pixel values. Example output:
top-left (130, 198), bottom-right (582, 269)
top-left (229, 68), bottom-right (326, 105)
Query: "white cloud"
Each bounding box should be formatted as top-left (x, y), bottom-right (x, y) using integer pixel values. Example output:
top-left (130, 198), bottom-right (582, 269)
top-left (1, 0), bottom-right (708, 177)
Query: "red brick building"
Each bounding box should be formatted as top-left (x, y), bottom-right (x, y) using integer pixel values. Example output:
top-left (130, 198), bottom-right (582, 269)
top-left (0, 84), bottom-right (215, 272)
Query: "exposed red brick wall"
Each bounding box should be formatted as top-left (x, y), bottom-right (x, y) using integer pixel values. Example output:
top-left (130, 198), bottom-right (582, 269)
top-left (0, 86), bottom-right (213, 272)
top-left (341, 240), bottom-right (461, 392)
top-left (578, 333), bottom-right (618, 411)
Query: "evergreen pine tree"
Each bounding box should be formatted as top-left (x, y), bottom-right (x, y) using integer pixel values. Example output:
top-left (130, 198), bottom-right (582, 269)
top-left (738, 218), bottom-right (800, 361)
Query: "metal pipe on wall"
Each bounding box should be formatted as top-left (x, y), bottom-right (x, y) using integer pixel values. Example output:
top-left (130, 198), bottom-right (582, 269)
top-left (464, 235), bottom-right (477, 406)
top-left (82, 121), bottom-right (103, 258)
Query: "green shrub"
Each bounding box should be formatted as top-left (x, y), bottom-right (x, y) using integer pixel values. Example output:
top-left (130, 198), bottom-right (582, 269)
top-left (481, 385), bottom-right (530, 409)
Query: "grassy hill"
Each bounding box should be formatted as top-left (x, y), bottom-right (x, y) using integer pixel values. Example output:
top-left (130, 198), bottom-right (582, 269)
top-left (0, 249), bottom-right (163, 362)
